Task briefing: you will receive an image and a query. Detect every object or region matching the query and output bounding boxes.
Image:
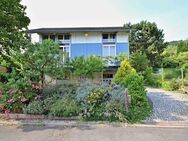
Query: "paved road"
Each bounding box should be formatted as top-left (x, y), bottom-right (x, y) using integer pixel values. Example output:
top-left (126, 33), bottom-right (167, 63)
top-left (146, 88), bottom-right (188, 122)
top-left (0, 125), bottom-right (188, 141)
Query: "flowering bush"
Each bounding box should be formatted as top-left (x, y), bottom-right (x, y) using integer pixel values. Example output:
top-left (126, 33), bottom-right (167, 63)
top-left (81, 88), bottom-right (109, 120)
top-left (0, 73), bottom-right (37, 113)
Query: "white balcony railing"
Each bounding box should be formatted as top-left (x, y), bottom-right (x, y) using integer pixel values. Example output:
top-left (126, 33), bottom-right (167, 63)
top-left (58, 40), bottom-right (70, 44)
top-left (102, 39), bottom-right (116, 43)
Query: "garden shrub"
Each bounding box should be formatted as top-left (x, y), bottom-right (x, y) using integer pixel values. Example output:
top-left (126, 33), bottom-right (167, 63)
top-left (76, 81), bottom-right (98, 102)
top-left (0, 70), bottom-right (37, 113)
top-left (49, 97), bottom-right (80, 117)
top-left (81, 88), bottom-right (109, 120)
top-left (108, 84), bottom-right (126, 103)
top-left (114, 60), bottom-right (136, 84)
top-left (23, 100), bottom-right (44, 115)
top-left (23, 97), bottom-right (54, 115)
top-left (161, 80), bottom-right (180, 91)
top-left (143, 67), bottom-right (161, 87)
top-left (164, 68), bottom-right (180, 80)
top-left (43, 80), bottom-right (79, 100)
top-left (121, 73), bottom-right (151, 122)
top-left (105, 100), bottom-right (127, 122)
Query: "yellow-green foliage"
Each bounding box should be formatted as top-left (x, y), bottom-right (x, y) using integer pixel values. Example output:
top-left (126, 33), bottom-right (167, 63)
top-left (0, 66), bottom-right (7, 73)
top-left (114, 60), bottom-right (136, 84)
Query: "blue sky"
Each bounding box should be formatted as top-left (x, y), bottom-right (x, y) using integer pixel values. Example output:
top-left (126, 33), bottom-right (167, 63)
top-left (22, 0), bottom-right (188, 41)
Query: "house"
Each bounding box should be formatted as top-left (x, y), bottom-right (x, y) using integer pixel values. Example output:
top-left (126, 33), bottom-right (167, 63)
top-left (29, 26), bottom-right (130, 82)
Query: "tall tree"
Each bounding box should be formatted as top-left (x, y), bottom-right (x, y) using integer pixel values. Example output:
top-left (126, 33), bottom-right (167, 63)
top-left (127, 21), bottom-right (166, 67)
top-left (0, 0), bottom-right (30, 58)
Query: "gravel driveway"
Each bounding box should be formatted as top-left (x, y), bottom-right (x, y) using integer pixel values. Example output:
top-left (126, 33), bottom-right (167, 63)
top-left (146, 88), bottom-right (188, 122)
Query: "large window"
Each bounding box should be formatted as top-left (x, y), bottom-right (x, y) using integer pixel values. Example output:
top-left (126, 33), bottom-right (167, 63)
top-left (102, 45), bottom-right (116, 57)
top-left (60, 45), bottom-right (70, 62)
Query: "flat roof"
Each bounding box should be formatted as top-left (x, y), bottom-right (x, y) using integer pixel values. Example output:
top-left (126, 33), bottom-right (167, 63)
top-left (28, 26), bottom-right (130, 34)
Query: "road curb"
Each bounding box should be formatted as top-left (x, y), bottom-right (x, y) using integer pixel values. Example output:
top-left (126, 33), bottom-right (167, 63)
top-left (0, 119), bottom-right (188, 128)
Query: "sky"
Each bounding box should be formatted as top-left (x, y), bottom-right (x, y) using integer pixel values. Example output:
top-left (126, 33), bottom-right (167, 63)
top-left (22, 0), bottom-right (188, 41)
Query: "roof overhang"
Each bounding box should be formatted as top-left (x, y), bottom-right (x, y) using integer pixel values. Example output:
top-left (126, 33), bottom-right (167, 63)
top-left (28, 26), bottom-right (130, 34)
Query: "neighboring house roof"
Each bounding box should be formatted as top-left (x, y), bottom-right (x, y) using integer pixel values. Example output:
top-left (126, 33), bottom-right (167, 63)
top-left (28, 26), bottom-right (130, 34)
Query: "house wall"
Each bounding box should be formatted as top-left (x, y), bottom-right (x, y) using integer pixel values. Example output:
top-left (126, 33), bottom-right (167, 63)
top-left (38, 31), bottom-right (129, 58)
top-left (71, 32), bottom-right (102, 58)
top-left (70, 32), bottom-right (129, 58)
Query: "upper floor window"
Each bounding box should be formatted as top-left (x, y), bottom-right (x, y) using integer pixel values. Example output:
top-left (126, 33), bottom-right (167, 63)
top-left (102, 33), bottom-right (116, 43)
top-left (58, 34), bottom-right (70, 45)
top-left (42, 35), bottom-right (48, 40)
top-left (42, 35), bottom-right (55, 41)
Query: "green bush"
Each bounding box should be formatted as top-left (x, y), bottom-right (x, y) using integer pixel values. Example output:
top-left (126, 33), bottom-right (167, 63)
top-left (143, 67), bottom-right (161, 87)
top-left (105, 100), bottom-right (127, 122)
top-left (121, 73), bottom-right (151, 123)
top-left (161, 80), bottom-right (180, 91)
top-left (43, 81), bottom-right (79, 100)
top-left (23, 100), bottom-right (45, 115)
top-left (23, 97), bottom-right (54, 115)
top-left (50, 97), bottom-right (80, 117)
top-left (76, 81), bottom-right (99, 102)
top-left (114, 60), bottom-right (136, 84)
top-left (164, 68), bottom-right (180, 80)
top-left (81, 88), bottom-right (109, 120)
top-left (1, 70), bottom-right (37, 113)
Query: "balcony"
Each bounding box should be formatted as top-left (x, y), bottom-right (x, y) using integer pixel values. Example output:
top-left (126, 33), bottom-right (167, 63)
top-left (58, 39), bottom-right (70, 45)
top-left (102, 38), bottom-right (116, 44)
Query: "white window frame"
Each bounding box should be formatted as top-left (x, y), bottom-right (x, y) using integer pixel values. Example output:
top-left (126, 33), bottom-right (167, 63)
top-left (57, 34), bottom-right (70, 44)
top-left (60, 45), bottom-right (71, 62)
top-left (102, 44), bottom-right (116, 57)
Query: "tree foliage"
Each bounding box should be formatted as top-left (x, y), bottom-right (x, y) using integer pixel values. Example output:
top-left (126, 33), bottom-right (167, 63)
top-left (162, 40), bottom-right (188, 68)
top-left (72, 56), bottom-right (104, 79)
top-left (114, 60), bottom-right (136, 84)
top-left (130, 52), bottom-right (149, 74)
top-left (128, 21), bottom-right (165, 67)
top-left (0, 0), bottom-right (30, 54)
top-left (3, 40), bottom-right (64, 88)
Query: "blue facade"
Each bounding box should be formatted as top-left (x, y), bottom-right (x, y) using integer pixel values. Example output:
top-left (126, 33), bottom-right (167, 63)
top-left (71, 43), bottom-right (102, 59)
top-left (116, 43), bottom-right (129, 55)
top-left (71, 43), bottom-right (129, 59)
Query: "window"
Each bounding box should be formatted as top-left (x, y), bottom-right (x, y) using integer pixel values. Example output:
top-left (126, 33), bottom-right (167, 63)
top-left (110, 34), bottom-right (116, 39)
top-left (57, 34), bottom-right (70, 40)
top-left (49, 35), bottom-right (55, 41)
top-left (102, 34), bottom-right (108, 39)
top-left (102, 33), bottom-right (116, 41)
top-left (103, 73), bottom-right (113, 78)
top-left (64, 34), bottom-right (70, 40)
top-left (103, 45), bottom-right (116, 57)
top-left (42, 35), bottom-right (48, 40)
top-left (60, 45), bottom-right (70, 62)
top-left (58, 35), bottom-right (64, 40)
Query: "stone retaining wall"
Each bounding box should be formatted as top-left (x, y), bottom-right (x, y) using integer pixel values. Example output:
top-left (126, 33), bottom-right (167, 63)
top-left (0, 113), bottom-right (79, 120)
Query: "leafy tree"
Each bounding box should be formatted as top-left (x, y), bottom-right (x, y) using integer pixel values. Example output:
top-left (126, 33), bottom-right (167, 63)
top-left (114, 60), bottom-right (136, 84)
top-left (130, 52), bottom-right (149, 74)
top-left (72, 56), bottom-right (104, 80)
top-left (4, 40), bottom-right (64, 88)
top-left (127, 21), bottom-right (166, 67)
top-left (177, 40), bottom-right (188, 53)
top-left (23, 40), bottom-right (64, 87)
top-left (0, 0), bottom-right (30, 65)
